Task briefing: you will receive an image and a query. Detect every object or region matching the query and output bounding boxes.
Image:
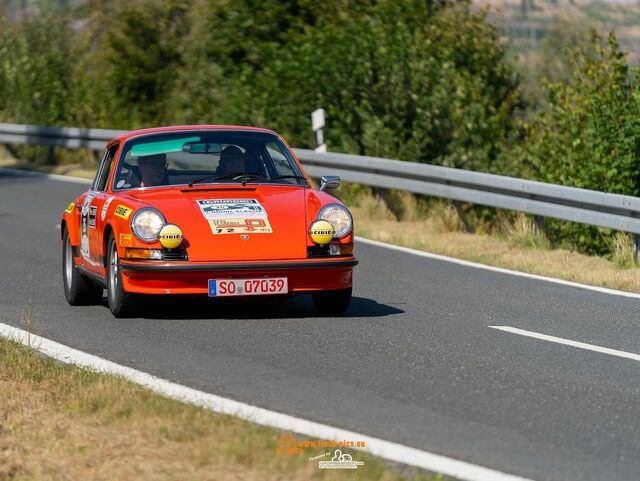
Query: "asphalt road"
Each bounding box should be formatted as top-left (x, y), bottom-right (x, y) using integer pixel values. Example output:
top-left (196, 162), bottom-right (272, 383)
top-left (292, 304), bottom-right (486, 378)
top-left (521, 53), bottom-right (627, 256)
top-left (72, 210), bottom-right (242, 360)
top-left (3, 169), bottom-right (640, 481)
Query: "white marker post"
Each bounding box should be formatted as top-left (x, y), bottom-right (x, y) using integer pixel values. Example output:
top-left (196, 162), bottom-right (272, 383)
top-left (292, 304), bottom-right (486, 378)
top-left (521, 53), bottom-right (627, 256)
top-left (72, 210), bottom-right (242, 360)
top-left (311, 108), bottom-right (326, 153)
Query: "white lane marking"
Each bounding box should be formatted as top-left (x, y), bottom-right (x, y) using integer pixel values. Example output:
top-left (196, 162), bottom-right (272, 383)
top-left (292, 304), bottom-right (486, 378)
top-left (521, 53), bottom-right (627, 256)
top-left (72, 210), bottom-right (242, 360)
top-left (489, 326), bottom-right (640, 362)
top-left (0, 167), bottom-right (91, 184)
top-left (0, 322), bottom-right (534, 481)
top-left (356, 236), bottom-right (640, 300)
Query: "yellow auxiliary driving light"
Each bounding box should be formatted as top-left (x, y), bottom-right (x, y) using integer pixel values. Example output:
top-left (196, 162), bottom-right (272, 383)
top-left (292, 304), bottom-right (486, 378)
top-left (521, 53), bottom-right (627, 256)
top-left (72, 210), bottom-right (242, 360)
top-left (309, 220), bottom-right (334, 245)
top-left (158, 224), bottom-right (183, 249)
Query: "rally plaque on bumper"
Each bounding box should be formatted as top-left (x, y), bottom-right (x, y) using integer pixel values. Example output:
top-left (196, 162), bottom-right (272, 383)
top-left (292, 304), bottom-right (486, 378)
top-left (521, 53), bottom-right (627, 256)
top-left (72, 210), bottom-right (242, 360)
top-left (208, 277), bottom-right (288, 297)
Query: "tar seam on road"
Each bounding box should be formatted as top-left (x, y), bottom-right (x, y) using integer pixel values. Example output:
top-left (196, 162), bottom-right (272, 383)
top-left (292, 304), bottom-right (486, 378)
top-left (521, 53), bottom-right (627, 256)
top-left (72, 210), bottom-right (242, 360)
top-left (0, 322), bottom-right (534, 481)
top-left (490, 325), bottom-right (640, 363)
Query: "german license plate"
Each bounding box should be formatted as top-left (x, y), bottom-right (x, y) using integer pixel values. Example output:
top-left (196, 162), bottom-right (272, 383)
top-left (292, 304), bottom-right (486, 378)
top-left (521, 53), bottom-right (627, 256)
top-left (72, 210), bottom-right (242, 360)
top-left (208, 277), bottom-right (288, 297)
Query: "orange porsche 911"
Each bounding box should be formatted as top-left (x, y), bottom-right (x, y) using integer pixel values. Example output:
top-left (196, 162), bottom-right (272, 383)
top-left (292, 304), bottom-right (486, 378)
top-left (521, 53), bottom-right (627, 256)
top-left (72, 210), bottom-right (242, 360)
top-left (60, 126), bottom-right (358, 317)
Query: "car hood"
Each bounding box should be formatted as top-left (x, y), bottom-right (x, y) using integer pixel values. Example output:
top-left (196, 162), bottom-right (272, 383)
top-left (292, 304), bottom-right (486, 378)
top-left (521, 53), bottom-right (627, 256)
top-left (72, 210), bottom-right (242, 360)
top-left (124, 185), bottom-right (307, 261)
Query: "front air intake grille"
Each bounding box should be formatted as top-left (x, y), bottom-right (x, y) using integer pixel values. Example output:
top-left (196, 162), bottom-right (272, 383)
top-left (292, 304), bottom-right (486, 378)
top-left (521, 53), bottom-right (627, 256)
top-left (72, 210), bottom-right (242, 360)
top-left (162, 249), bottom-right (188, 261)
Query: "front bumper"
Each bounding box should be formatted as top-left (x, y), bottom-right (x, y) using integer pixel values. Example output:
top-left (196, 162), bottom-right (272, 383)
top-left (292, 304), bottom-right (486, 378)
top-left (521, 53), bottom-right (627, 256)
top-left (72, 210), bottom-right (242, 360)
top-left (119, 257), bottom-right (358, 295)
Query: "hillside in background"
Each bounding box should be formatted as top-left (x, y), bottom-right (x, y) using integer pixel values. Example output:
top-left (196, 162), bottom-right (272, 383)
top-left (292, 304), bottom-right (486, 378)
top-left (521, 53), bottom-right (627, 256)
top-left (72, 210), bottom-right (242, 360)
top-left (474, 0), bottom-right (640, 63)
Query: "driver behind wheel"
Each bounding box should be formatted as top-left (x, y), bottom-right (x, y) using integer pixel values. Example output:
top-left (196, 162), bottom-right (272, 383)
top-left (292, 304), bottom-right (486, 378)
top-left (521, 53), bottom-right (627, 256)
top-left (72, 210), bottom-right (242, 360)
top-left (138, 153), bottom-right (169, 187)
top-left (218, 146), bottom-right (245, 177)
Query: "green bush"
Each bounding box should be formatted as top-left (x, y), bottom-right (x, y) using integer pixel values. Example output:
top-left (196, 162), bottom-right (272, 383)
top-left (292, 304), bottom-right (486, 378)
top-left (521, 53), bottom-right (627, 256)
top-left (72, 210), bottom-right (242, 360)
top-left (524, 32), bottom-right (640, 254)
top-left (0, 9), bottom-right (81, 163)
top-left (0, 11), bottom-right (77, 126)
top-left (189, 0), bottom-right (523, 175)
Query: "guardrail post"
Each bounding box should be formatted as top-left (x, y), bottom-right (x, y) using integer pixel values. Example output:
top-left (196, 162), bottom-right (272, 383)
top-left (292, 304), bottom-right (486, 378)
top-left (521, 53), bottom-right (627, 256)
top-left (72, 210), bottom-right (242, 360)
top-left (1, 143), bottom-right (19, 159)
top-left (533, 215), bottom-right (545, 233)
top-left (46, 145), bottom-right (56, 165)
top-left (634, 234), bottom-right (640, 265)
top-left (453, 201), bottom-right (474, 233)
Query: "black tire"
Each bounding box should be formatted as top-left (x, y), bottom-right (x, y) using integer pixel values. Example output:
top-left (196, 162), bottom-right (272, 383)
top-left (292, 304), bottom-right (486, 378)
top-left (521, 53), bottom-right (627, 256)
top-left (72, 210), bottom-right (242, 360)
top-left (62, 228), bottom-right (103, 305)
top-left (311, 287), bottom-right (352, 315)
top-left (106, 234), bottom-right (137, 318)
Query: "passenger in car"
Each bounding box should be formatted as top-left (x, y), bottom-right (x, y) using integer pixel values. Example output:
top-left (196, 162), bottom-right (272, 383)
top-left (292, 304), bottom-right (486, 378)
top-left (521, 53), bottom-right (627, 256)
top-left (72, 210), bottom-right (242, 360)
top-left (217, 146), bottom-right (246, 177)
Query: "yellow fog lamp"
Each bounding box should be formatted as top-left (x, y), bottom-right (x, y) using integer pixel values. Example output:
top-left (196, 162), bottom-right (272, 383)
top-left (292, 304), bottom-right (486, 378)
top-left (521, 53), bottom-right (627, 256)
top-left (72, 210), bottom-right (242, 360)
top-left (158, 224), bottom-right (183, 249)
top-left (309, 220), bottom-right (334, 245)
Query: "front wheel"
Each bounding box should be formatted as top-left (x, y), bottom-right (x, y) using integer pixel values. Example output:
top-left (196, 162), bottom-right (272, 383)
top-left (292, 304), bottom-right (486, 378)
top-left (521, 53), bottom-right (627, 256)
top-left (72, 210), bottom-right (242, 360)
top-left (311, 287), bottom-right (352, 315)
top-left (62, 228), bottom-right (103, 305)
top-left (106, 234), bottom-right (137, 318)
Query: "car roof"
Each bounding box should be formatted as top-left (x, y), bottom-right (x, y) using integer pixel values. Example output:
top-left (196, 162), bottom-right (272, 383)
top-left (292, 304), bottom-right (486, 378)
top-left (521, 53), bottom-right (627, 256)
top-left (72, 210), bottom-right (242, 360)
top-left (110, 125), bottom-right (279, 144)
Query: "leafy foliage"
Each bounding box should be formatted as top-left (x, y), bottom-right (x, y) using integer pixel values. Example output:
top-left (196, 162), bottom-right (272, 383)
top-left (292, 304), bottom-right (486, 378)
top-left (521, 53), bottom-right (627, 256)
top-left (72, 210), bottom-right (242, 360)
top-left (182, 0), bottom-right (522, 175)
top-left (0, 11), bottom-right (77, 125)
top-left (524, 32), bottom-right (640, 254)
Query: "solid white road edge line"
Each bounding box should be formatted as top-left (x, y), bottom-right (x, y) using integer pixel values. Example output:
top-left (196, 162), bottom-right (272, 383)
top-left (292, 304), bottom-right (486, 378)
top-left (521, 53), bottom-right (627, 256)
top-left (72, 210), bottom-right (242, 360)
top-left (0, 322), bottom-right (534, 481)
top-left (356, 236), bottom-right (640, 300)
top-left (489, 326), bottom-right (640, 362)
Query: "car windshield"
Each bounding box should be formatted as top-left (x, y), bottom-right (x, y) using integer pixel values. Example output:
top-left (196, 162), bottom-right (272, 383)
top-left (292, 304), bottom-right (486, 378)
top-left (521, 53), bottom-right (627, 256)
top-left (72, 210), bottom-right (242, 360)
top-left (112, 130), bottom-right (307, 190)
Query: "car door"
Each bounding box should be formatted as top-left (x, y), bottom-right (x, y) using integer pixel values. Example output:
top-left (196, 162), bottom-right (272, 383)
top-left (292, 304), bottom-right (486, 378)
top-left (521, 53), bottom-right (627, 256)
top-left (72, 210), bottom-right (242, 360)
top-left (82, 143), bottom-right (118, 271)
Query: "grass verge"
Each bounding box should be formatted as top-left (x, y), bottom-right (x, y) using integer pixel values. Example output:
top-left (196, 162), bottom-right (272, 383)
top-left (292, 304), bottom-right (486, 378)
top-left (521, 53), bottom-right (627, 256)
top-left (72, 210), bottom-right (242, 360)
top-left (0, 331), bottom-right (439, 481)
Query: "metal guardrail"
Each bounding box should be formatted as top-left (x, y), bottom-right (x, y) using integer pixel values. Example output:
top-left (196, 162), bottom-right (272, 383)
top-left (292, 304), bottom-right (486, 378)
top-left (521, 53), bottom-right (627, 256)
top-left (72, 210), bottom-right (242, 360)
top-left (3, 122), bottom-right (640, 235)
top-left (0, 123), bottom-right (123, 151)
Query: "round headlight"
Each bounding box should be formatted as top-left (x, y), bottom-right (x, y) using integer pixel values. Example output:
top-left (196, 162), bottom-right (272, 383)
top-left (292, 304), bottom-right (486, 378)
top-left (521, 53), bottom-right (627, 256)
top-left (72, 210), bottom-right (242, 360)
top-left (131, 208), bottom-right (166, 242)
top-left (317, 204), bottom-right (353, 238)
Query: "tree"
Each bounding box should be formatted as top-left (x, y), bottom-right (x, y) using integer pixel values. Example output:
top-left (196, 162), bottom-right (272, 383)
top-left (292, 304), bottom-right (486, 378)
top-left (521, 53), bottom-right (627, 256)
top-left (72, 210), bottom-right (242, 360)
top-left (524, 32), bottom-right (640, 254)
top-left (0, 11), bottom-right (77, 126)
top-left (227, 1), bottom-right (523, 175)
top-left (74, 0), bottom-right (192, 128)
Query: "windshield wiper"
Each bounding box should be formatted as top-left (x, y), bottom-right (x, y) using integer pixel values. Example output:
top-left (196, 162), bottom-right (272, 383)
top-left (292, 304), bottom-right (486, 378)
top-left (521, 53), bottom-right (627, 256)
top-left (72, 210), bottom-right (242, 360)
top-left (187, 172), bottom-right (263, 188)
top-left (188, 173), bottom-right (217, 187)
top-left (243, 174), bottom-right (308, 185)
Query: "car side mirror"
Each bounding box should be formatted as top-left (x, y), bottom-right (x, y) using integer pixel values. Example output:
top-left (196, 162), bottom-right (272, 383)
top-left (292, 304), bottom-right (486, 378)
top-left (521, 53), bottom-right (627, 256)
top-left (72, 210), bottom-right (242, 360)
top-left (320, 175), bottom-right (340, 191)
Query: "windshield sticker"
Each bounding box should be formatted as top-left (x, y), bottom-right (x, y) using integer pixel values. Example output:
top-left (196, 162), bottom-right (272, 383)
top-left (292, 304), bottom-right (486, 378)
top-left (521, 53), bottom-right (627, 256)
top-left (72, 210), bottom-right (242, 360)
top-left (197, 199), bottom-right (267, 220)
top-left (208, 218), bottom-right (272, 235)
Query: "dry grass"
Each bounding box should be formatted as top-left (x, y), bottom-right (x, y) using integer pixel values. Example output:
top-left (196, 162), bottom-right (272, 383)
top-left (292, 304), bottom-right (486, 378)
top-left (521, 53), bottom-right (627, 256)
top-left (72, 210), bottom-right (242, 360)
top-left (610, 232), bottom-right (637, 270)
top-left (0, 334), bottom-right (439, 481)
top-left (349, 192), bottom-right (640, 294)
top-left (0, 155), bottom-right (97, 180)
top-left (497, 213), bottom-right (550, 250)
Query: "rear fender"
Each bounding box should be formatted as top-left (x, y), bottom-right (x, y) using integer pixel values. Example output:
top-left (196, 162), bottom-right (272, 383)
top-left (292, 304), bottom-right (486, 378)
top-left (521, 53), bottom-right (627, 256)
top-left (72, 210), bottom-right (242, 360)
top-left (61, 204), bottom-right (81, 246)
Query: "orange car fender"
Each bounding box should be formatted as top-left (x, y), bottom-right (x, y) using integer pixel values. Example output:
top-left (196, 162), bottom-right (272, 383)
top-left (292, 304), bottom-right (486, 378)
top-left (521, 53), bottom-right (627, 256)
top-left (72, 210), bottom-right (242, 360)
top-left (61, 199), bottom-right (81, 246)
top-left (103, 207), bottom-right (164, 261)
top-left (103, 211), bottom-right (134, 259)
